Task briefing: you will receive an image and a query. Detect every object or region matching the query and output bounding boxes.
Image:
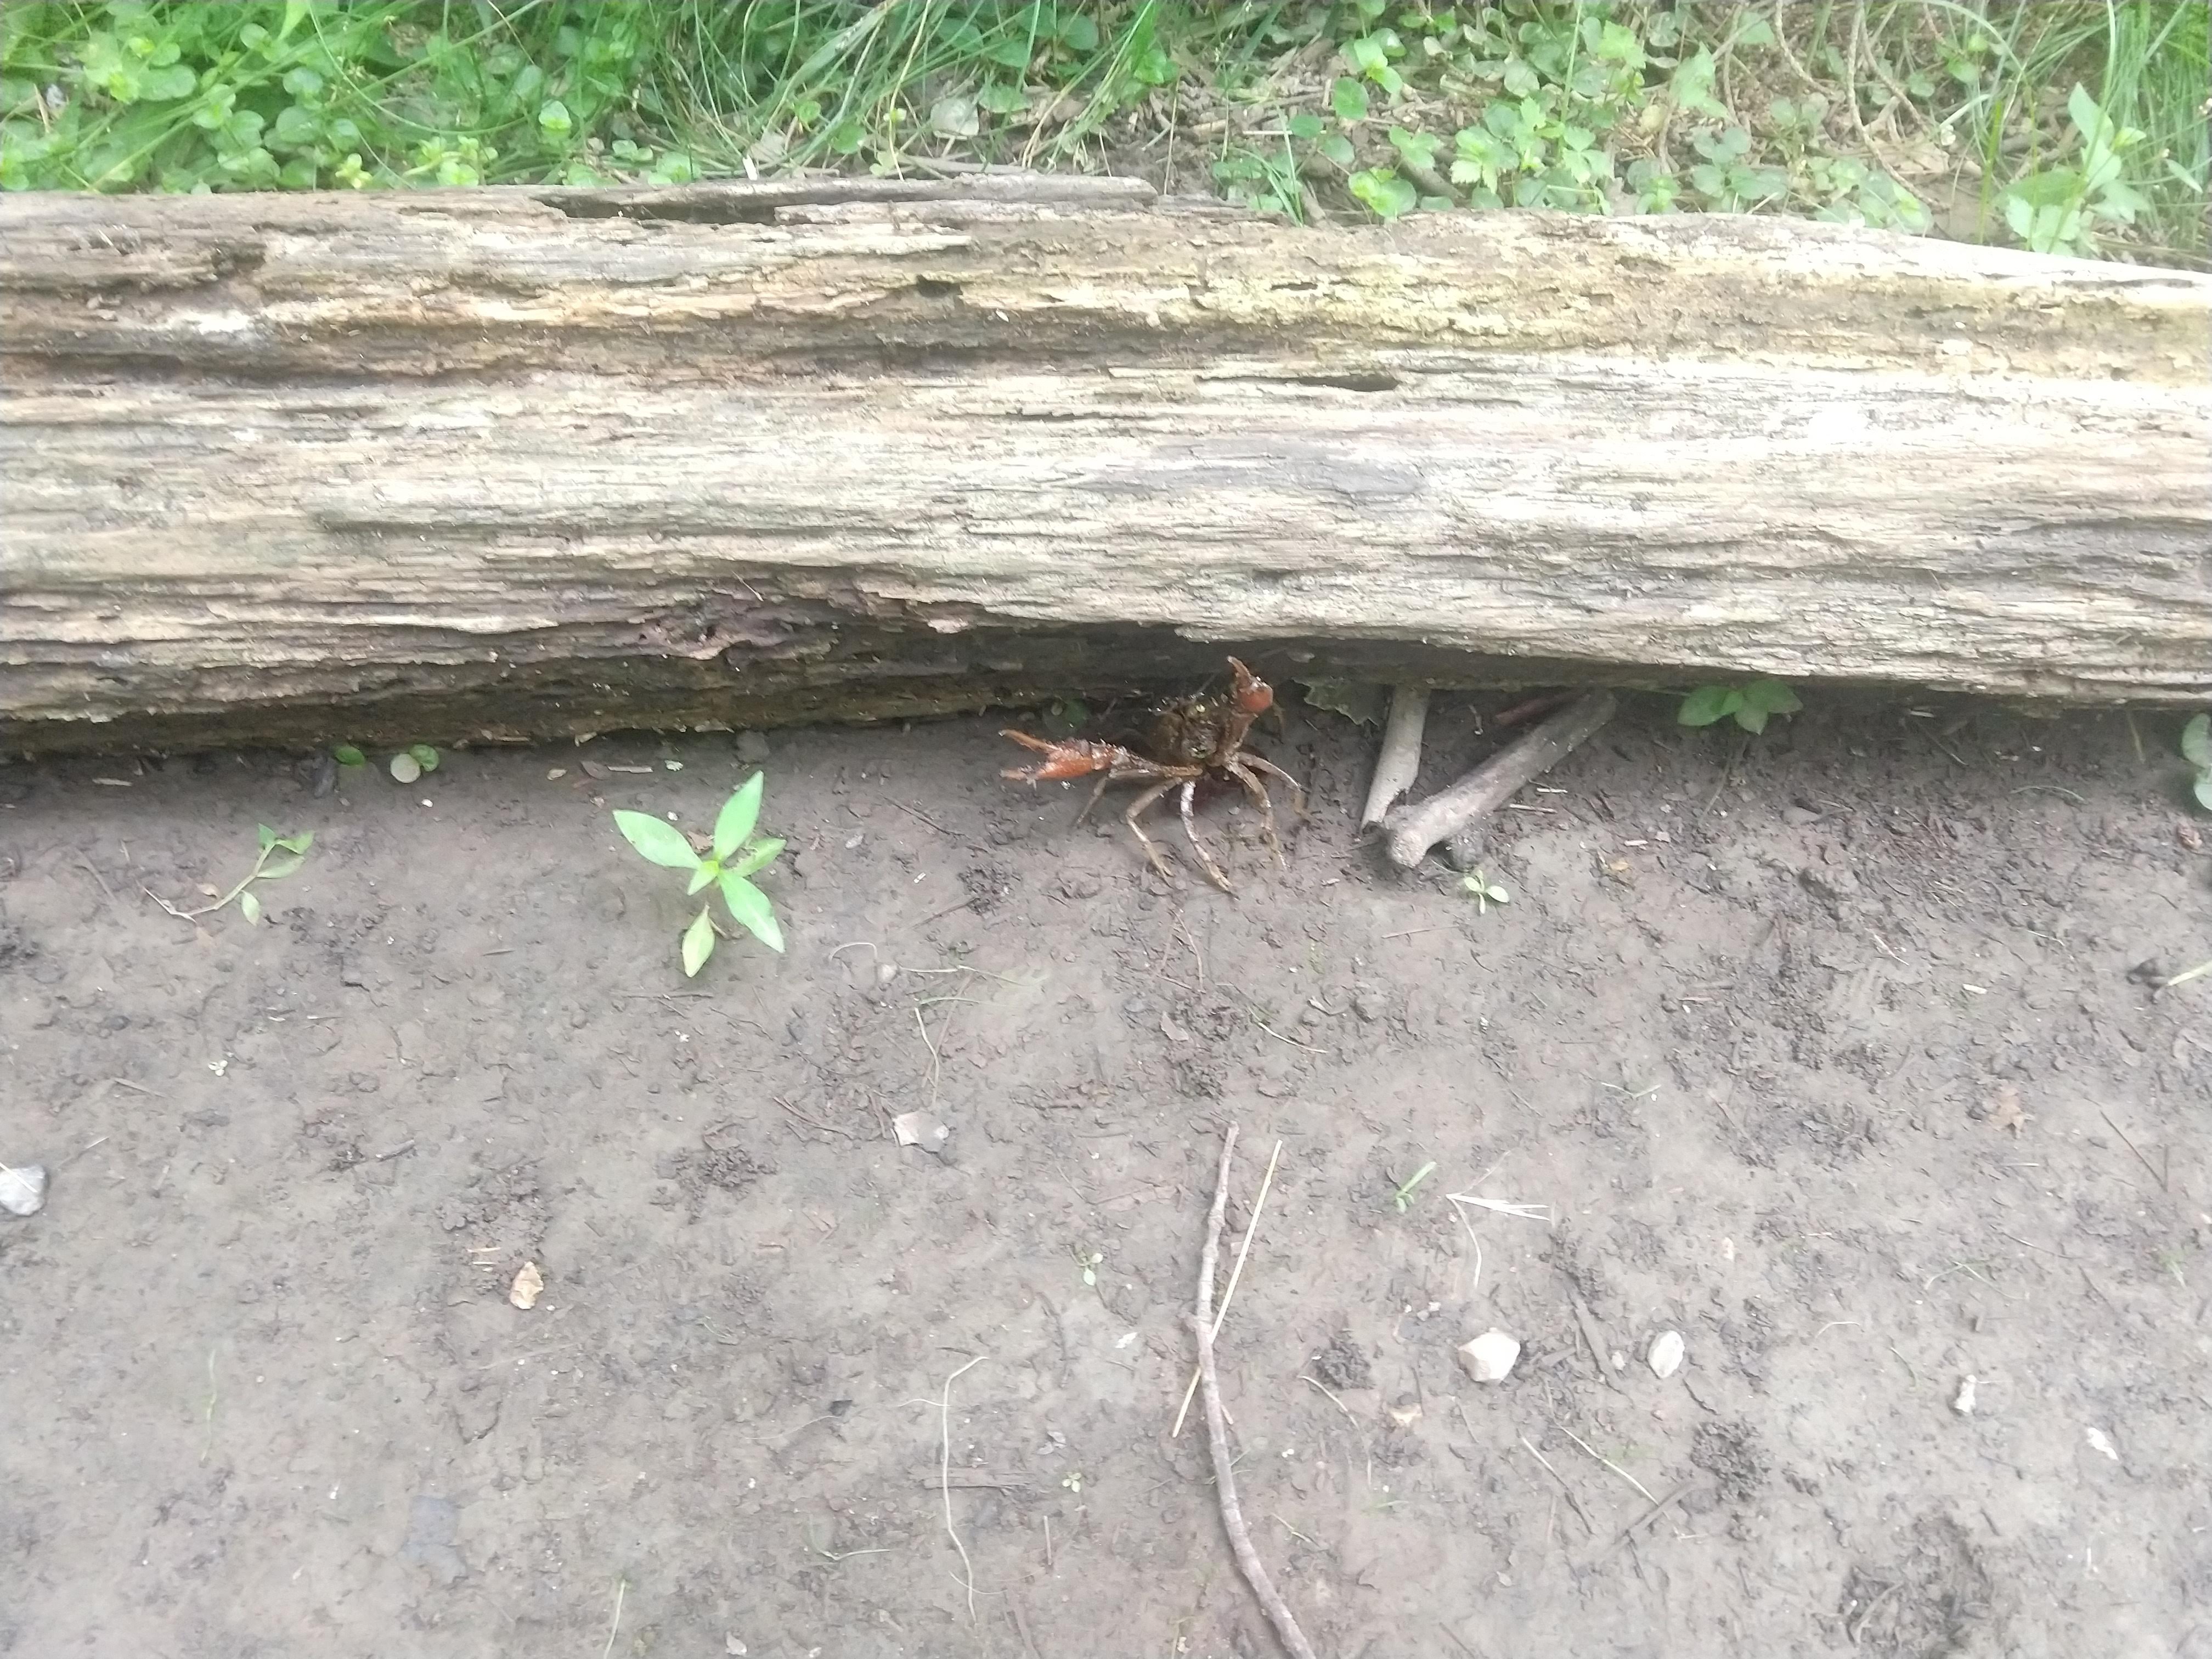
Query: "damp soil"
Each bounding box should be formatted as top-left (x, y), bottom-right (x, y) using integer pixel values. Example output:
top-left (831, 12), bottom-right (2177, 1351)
top-left (2, 689), bottom-right (2208, 1659)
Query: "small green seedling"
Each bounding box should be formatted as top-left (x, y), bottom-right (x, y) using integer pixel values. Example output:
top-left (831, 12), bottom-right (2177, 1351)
top-left (156, 825), bottom-right (312, 925)
top-left (388, 743), bottom-right (440, 784)
top-left (613, 772), bottom-right (785, 977)
top-left (1072, 1245), bottom-right (1103, 1288)
top-left (1460, 871), bottom-right (1510, 914)
top-left (331, 744), bottom-right (367, 768)
top-left (1679, 678), bottom-right (1803, 733)
top-left (1389, 1160), bottom-right (1437, 1212)
top-left (2182, 714), bottom-right (2211, 811)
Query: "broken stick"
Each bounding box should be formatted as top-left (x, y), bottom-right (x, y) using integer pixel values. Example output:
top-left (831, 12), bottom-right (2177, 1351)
top-left (1191, 1125), bottom-right (1318, 1659)
top-left (1384, 691), bottom-right (1616, 868)
top-left (1360, 686), bottom-right (1431, 828)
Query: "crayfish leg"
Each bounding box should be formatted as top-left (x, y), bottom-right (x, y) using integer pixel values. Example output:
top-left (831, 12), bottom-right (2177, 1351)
top-left (1176, 777), bottom-right (1235, 893)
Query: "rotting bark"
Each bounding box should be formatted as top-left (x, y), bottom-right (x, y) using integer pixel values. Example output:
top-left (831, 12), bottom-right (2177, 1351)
top-left (3, 177), bottom-right (2208, 755)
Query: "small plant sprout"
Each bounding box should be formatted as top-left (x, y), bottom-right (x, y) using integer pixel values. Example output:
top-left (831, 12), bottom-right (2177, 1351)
top-left (1072, 1245), bottom-right (1103, 1288)
top-left (1678, 678), bottom-right (1803, 733)
top-left (2182, 714), bottom-right (2211, 811)
top-left (387, 743), bottom-right (439, 784)
top-left (1460, 870), bottom-right (1510, 914)
top-left (154, 825), bottom-right (312, 926)
top-left (1389, 1160), bottom-right (1437, 1212)
top-left (612, 772), bottom-right (786, 977)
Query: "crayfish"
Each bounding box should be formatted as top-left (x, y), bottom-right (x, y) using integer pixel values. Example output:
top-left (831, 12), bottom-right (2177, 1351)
top-left (1001, 657), bottom-right (1307, 893)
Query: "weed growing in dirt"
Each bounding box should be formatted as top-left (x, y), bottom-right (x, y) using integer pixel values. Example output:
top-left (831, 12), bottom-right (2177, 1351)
top-left (1389, 1159), bottom-right (1437, 1211)
top-left (1460, 870), bottom-right (1510, 914)
top-left (386, 743), bottom-right (438, 785)
top-left (154, 823), bottom-right (311, 925)
top-left (1679, 678), bottom-right (1803, 734)
top-left (613, 771), bottom-right (785, 977)
top-left (2182, 713), bottom-right (2212, 811)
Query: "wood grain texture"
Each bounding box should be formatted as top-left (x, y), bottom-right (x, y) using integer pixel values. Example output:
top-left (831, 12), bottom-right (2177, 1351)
top-left (4, 177), bottom-right (2208, 752)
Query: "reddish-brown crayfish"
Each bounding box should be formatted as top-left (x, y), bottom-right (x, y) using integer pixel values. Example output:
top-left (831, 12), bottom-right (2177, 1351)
top-left (1001, 657), bottom-right (1307, 892)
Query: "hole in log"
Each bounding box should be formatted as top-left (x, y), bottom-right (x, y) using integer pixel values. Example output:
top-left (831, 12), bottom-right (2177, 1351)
top-left (912, 278), bottom-right (963, 301)
top-left (529, 192), bottom-right (779, 225)
top-left (1283, 371), bottom-right (1400, 392)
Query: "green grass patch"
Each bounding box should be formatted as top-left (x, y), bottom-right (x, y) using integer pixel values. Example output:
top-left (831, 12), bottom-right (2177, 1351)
top-left (4, 2), bottom-right (2203, 263)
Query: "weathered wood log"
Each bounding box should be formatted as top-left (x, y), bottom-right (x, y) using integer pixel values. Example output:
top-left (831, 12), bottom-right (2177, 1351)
top-left (3, 176), bottom-right (2207, 755)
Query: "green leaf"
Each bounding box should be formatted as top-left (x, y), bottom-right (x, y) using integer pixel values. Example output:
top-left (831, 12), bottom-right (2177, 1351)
top-left (713, 774), bottom-right (765, 860)
top-left (142, 63), bottom-right (196, 101)
top-left (928, 94), bottom-right (978, 138)
top-left (1387, 126), bottom-right (1441, 170)
top-left (1670, 47), bottom-right (1726, 118)
top-left (282, 66), bottom-right (324, 99)
top-left (2180, 714), bottom-right (2211, 769)
top-left (2066, 83), bottom-right (2102, 141)
top-left (332, 744), bottom-right (366, 766)
top-left (538, 98), bottom-right (572, 140)
top-left (1331, 77), bottom-right (1369, 122)
top-left (1288, 112), bottom-right (1324, 142)
top-left (1741, 679), bottom-right (1803, 716)
top-left (1678, 684), bottom-right (1737, 726)
top-left (681, 906), bottom-right (716, 977)
top-left (389, 752), bottom-right (421, 784)
top-left (687, 860), bottom-right (719, 895)
top-left (1734, 702), bottom-right (1769, 733)
top-left (1319, 133), bottom-right (1356, 168)
top-left (408, 743), bottom-right (440, 772)
top-left (257, 823), bottom-right (278, 851)
top-left (258, 850), bottom-right (307, 880)
top-left (613, 810), bottom-right (701, 870)
top-left (2195, 774), bottom-right (2212, 812)
top-left (1057, 13), bottom-right (1099, 51)
top-left (1349, 168), bottom-right (1418, 219)
top-left (729, 836), bottom-right (786, 877)
top-left (718, 873), bottom-right (785, 953)
top-left (273, 104), bottom-right (319, 148)
top-left (240, 889), bottom-right (262, 925)
top-left (279, 831), bottom-right (314, 854)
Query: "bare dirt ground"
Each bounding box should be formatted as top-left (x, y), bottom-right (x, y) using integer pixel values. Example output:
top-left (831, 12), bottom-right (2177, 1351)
top-left (3, 687), bottom-right (2208, 1659)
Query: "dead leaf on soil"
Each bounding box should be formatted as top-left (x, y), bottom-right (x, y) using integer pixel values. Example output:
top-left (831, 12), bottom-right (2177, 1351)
top-left (509, 1260), bottom-right (544, 1310)
top-left (1984, 1084), bottom-right (2027, 1135)
top-left (893, 1110), bottom-right (949, 1152)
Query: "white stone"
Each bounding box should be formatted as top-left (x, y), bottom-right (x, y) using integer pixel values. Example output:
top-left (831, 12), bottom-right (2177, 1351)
top-left (1458, 1329), bottom-right (1521, 1384)
top-left (1951, 1374), bottom-right (1977, 1415)
top-left (0, 1162), bottom-right (46, 1217)
top-left (1647, 1329), bottom-right (1685, 1380)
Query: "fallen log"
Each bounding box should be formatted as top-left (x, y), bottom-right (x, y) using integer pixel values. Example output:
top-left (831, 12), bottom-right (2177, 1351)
top-left (3, 176), bottom-right (2208, 755)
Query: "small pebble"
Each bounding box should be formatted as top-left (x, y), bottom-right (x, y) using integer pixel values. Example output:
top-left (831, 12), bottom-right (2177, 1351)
top-left (1458, 1329), bottom-right (1520, 1384)
top-left (1951, 1374), bottom-right (1977, 1415)
top-left (1647, 1329), bottom-right (1685, 1380)
top-left (0, 1161), bottom-right (47, 1217)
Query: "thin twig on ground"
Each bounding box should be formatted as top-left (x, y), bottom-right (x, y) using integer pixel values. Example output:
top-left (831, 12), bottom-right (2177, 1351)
top-left (1172, 1137), bottom-right (1283, 1437)
top-left (600, 1576), bottom-right (627, 1659)
top-left (2098, 1108), bottom-right (2169, 1191)
top-left (1584, 1479), bottom-right (1696, 1568)
top-left (1511, 1426), bottom-right (1597, 1537)
top-left (937, 1354), bottom-right (985, 1622)
top-left (1191, 1125), bottom-right (1318, 1659)
top-left (1555, 1421), bottom-right (1657, 1503)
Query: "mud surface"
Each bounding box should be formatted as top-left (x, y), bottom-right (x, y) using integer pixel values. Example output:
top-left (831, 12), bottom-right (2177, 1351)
top-left (2, 690), bottom-right (2208, 1658)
